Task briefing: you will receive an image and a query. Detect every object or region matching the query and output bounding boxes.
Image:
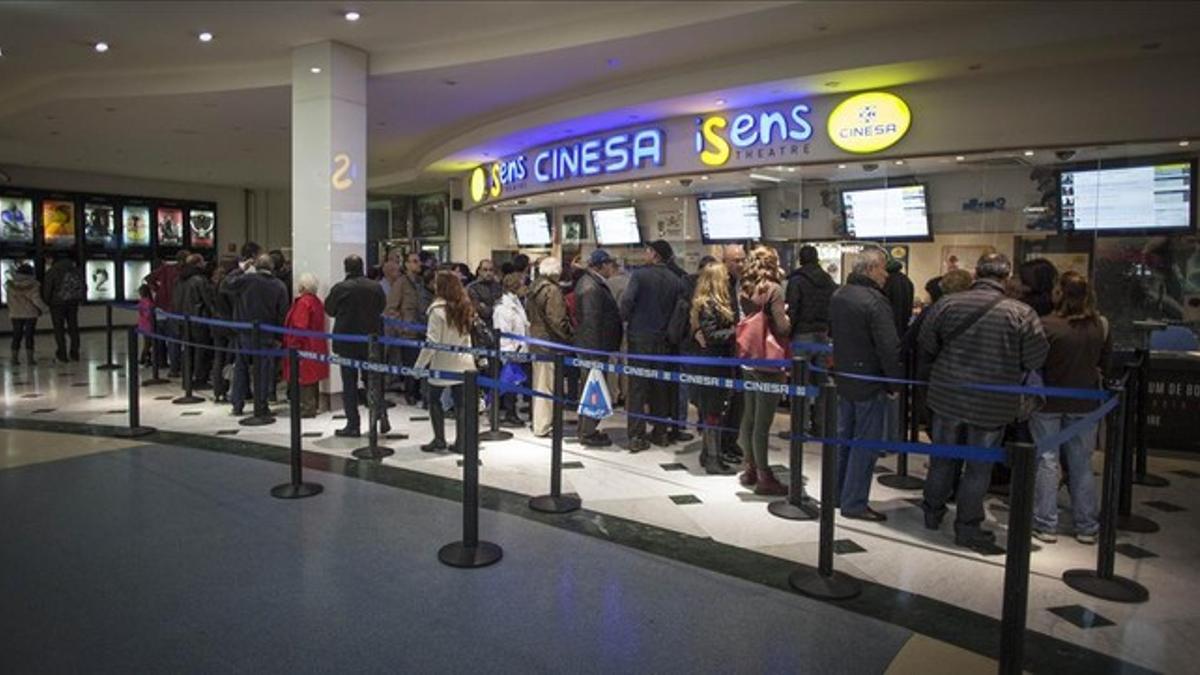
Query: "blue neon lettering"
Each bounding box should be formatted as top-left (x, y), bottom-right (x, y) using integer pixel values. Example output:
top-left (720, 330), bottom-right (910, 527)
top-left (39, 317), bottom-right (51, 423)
top-left (579, 139), bottom-right (602, 176)
top-left (631, 129), bottom-right (663, 167)
top-left (789, 104), bottom-right (813, 141)
top-left (534, 151), bottom-right (551, 182)
top-left (730, 113), bottom-right (756, 148)
top-left (557, 144), bottom-right (580, 179)
top-left (605, 134), bottom-right (630, 172)
top-left (514, 156), bottom-right (527, 181)
top-left (758, 111), bottom-right (788, 145)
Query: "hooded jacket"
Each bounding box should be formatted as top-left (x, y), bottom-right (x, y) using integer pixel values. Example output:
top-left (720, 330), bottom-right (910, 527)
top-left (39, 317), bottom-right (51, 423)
top-left (5, 271), bottom-right (50, 320)
top-left (785, 262), bottom-right (836, 336)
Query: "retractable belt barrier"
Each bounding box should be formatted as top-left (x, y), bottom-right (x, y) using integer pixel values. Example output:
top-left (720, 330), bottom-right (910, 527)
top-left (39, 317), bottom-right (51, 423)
top-left (295, 349), bottom-right (465, 383)
top-left (137, 328), bottom-right (287, 358)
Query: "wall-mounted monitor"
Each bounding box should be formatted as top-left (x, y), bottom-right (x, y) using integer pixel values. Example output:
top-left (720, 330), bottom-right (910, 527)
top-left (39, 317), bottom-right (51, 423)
top-left (591, 205), bottom-right (642, 246)
top-left (698, 194), bottom-right (762, 243)
top-left (86, 259), bottom-right (116, 302)
top-left (0, 197), bottom-right (34, 244)
top-left (1059, 160), bottom-right (1195, 234)
top-left (512, 210), bottom-right (552, 247)
top-left (840, 185), bottom-right (931, 241)
top-left (122, 206), bottom-right (151, 247)
top-left (42, 199), bottom-right (77, 247)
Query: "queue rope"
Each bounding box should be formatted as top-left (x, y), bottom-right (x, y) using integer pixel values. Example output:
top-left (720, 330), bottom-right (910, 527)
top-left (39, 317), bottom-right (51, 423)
top-left (137, 328), bottom-right (287, 358)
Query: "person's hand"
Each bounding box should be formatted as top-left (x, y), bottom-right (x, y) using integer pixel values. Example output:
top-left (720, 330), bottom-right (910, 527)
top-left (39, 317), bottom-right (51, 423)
top-left (694, 330), bottom-right (707, 349)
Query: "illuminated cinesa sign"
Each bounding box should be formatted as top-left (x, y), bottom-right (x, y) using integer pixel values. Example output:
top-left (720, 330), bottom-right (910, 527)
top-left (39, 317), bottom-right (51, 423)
top-left (827, 92), bottom-right (912, 154)
top-left (469, 128), bottom-right (663, 201)
top-left (695, 102), bottom-right (814, 167)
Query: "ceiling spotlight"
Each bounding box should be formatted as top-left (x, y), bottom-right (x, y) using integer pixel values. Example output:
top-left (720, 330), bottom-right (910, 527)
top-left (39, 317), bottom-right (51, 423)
top-left (894, 160), bottom-right (904, 165)
top-left (657, 191), bottom-right (663, 196)
top-left (824, 80), bottom-right (840, 88)
top-left (94, 41), bottom-right (109, 53)
top-left (198, 32), bottom-right (214, 43)
top-left (606, 57), bottom-right (620, 68)
top-left (1180, 140), bottom-right (1191, 147)
top-left (310, 66), bottom-right (322, 74)
top-left (837, 164), bottom-right (847, 169)
top-left (701, 175), bottom-right (709, 180)
top-left (344, 10), bottom-right (361, 21)
top-left (1023, 150), bottom-right (1035, 157)
top-left (715, 99), bottom-right (726, 106)
top-left (955, 155), bottom-right (966, 161)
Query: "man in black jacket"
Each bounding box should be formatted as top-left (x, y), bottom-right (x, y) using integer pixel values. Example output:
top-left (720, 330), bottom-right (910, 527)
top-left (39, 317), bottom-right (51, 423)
top-left (619, 240), bottom-right (684, 451)
top-left (829, 249), bottom-right (902, 522)
top-left (574, 249), bottom-right (622, 447)
top-left (466, 259), bottom-right (501, 325)
top-left (786, 245), bottom-right (836, 346)
top-left (882, 259), bottom-right (915, 339)
top-left (42, 254), bottom-right (86, 362)
top-left (173, 254), bottom-right (217, 389)
top-left (221, 254), bottom-right (289, 418)
top-left (325, 254), bottom-right (389, 437)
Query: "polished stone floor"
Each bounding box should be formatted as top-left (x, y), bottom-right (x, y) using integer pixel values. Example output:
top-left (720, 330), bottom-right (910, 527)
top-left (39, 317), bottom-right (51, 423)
top-left (2, 334), bottom-right (1195, 673)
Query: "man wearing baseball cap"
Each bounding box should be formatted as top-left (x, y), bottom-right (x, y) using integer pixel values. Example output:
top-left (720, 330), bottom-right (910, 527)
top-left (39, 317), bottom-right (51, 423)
top-left (573, 249), bottom-right (623, 446)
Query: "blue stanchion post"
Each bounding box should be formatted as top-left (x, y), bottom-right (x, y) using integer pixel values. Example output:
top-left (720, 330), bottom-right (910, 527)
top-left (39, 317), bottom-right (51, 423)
top-left (272, 348), bottom-right (323, 499)
top-left (96, 303), bottom-right (121, 370)
top-left (479, 353), bottom-right (514, 442)
top-left (1131, 321), bottom-right (1169, 488)
top-left (438, 368), bottom-right (503, 568)
top-left (1116, 357), bottom-right (1159, 534)
top-left (172, 315), bottom-right (204, 405)
top-left (143, 311), bottom-right (170, 386)
top-left (769, 356), bottom-right (818, 520)
top-left (998, 441), bottom-right (1035, 675)
top-left (878, 350), bottom-right (924, 490)
top-left (530, 352), bottom-right (581, 513)
top-left (788, 381), bottom-right (862, 600)
top-left (114, 326), bottom-right (156, 438)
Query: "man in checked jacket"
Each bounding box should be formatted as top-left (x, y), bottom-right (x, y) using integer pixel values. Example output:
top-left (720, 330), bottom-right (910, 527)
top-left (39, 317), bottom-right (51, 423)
top-left (918, 253), bottom-right (1048, 552)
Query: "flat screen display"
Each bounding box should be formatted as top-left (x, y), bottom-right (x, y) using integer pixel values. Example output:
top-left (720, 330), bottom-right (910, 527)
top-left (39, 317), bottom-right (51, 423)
top-left (698, 195), bottom-right (762, 242)
top-left (42, 199), bottom-right (77, 247)
top-left (0, 197), bottom-right (34, 243)
top-left (84, 203), bottom-right (117, 247)
top-left (1060, 162), bottom-right (1194, 233)
top-left (122, 206), bottom-right (151, 247)
top-left (157, 207), bottom-right (184, 247)
top-left (512, 210), bottom-right (552, 247)
top-left (123, 259), bottom-right (151, 301)
top-left (86, 259), bottom-right (116, 302)
top-left (840, 185), bottom-right (930, 241)
top-left (189, 209), bottom-right (215, 248)
top-left (591, 206), bottom-right (642, 246)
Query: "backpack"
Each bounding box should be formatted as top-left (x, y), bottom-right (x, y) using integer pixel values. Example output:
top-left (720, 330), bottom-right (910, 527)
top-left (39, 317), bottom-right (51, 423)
top-left (55, 267), bottom-right (85, 303)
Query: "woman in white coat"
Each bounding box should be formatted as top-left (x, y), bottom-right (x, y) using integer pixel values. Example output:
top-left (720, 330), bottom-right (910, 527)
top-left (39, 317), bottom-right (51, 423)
top-left (492, 272), bottom-right (529, 427)
top-left (414, 270), bottom-right (478, 453)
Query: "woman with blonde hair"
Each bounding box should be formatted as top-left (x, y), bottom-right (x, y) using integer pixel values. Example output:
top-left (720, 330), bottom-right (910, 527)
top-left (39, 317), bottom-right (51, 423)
top-left (691, 261), bottom-right (738, 474)
top-left (735, 245), bottom-right (791, 494)
top-left (414, 270), bottom-right (478, 452)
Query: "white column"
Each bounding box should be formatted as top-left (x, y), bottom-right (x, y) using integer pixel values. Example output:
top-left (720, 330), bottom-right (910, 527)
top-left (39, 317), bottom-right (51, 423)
top-left (291, 41), bottom-right (368, 396)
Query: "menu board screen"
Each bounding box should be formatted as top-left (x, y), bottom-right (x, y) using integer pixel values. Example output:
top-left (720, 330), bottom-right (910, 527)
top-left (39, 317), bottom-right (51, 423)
top-left (1060, 162), bottom-right (1194, 233)
top-left (512, 210), bottom-right (552, 247)
top-left (86, 259), bottom-right (116, 302)
top-left (591, 206), bottom-right (642, 246)
top-left (698, 195), bottom-right (762, 242)
top-left (1, 197), bottom-right (34, 243)
top-left (123, 206), bottom-right (151, 247)
top-left (840, 185), bottom-right (931, 241)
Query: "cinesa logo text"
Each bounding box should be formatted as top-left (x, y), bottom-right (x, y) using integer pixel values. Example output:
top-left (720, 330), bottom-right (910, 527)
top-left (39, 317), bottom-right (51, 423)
top-left (695, 103), bottom-right (813, 167)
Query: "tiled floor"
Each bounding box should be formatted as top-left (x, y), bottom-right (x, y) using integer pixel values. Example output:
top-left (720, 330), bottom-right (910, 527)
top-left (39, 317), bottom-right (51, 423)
top-left (2, 336), bottom-right (1195, 673)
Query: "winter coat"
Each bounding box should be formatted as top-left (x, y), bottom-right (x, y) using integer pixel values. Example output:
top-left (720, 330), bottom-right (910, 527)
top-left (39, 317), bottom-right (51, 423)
top-left (493, 292), bottom-right (529, 354)
top-left (146, 262), bottom-right (181, 311)
top-left (414, 299), bottom-right (476, 386)
top-left (620, 263), bottom-right (684, 338)
top-left (220, 266), bottom-right (289, 346)
top-left (385, 272), bottom-right (425, 338)
top-left (173, 264), bottom-right (217, 340)
top-left (829, 273), bottom-right (902, 402)
top-left (281, 292), bottom-right (330, 386)
top-left (1040, 313), bottom-right (1111, 414)
top-left (694, 298), bottom-right (736, 416)
top-left (526, 276), bottom-right (572, 354)
top-left (5, 272), bottom-right (49, 319)
top-left (42, 259), bottom-right (85, 307)
top-left (786, 263), bottom-right (836, 337)
top-left (466, 278), bottom-right (503, 325)
top-left (882, 270), bottom-right (915, 339)
top-left (574, 270), bottom-right (622, 352)
top-left (737, 281), bottom-right (791, 380)
top-left (323, 273), bottom-right (386, 359)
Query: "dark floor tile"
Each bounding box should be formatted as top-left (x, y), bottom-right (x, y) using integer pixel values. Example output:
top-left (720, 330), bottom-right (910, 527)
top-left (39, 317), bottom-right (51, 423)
top-left (332, 414), bottom-right (346, 420)
top-left (31, 408), bottom-right (56, 414)
top-left (302, 432), bottom-right (323, 438)
top-left (1114, 543), bottom-right (1158, 560)
top-left (72, 383), bottom-right (90, 387)
top-left (106, 409), bottom-right (128, 414)
top-left (833, 539), bottom-right (867, 555)
top-left (20, 393), bottom-right (41, 399)
top-left (87, 395), bottom-right (108, 399)
top-left (181, 411), bottom-right (202, 417)
top-left (410, 416), bottom-right (429, 421)
top-left (669, 494), bottom-right (702, 505)
top-left (1143, 500), bottom-right (1186, 513)
top-left (154, 396), bottom-right (174, 401)
top-left (455, 459), bottom-right (482, 467)
top-left (384, 433), bottom-right (410, 440)
top-left (216, 430), bottom-right (240, 436)
top-left (562, 461), bottom-right (585, 470)
top-left (660, 462), bottom-right (687, 471)
top-left (1048, 605), bottom-right (1115, 629)
top-left (1169, 469), bottom-right (1200, 479)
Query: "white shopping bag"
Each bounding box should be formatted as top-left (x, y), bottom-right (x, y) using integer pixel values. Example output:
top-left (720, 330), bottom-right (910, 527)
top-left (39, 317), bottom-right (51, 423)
top-left (577, 367), bottom-right (613, 420)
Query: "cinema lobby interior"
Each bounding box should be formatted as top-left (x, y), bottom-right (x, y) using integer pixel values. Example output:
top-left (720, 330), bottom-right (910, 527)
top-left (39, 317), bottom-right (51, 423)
top-left (4, 2), bottom-right (1200, 673)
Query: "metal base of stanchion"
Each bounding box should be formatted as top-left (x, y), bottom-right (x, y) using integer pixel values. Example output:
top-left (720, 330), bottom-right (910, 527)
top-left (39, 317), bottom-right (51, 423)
top-left (788, 568), bottom-right (862, 600)
top-left (437, 540), bottom-right (503, 568)
top-left (172, 395), bottom-right (205, 405)
top-left (270, 482), bottom-right (324, 499)
top-left (239, 414), bottom-right (277, 427)
top-left (479, 429), bottom-right (514, 442)
top-left (1133, 473), bottom-right (1170, 488)
top-left (1062, 569), bottom-right (1149, 603)
top-left (529, 494), bottom-right (581, 513)
top-left (768, 498), bottom-right (820, 521)
top-left (96, 363), bottom-right (121, 371)
top-left (114, 426), bottom-right (157, 438)
top-left (878, 474), bottom-right (925, 490)
top-left (351, 445), bottom-right (395, 460)
top-left (1117, 513), bottom-right (1160, 533)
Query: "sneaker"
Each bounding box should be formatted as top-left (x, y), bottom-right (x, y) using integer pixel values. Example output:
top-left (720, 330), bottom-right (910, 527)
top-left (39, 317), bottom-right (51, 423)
top-left (421, 439), bottom-right (448, 453)
top-left (1032, 529), bottom-right (1058, 544)
top-left (334, 426), bottom-right (361, 438)
top-left (1075, 532), bottom-right (1097, 545)
top-left (580, 433), bottom-right (613, 448)
top-left (842, 507), bottom-right (888, 522)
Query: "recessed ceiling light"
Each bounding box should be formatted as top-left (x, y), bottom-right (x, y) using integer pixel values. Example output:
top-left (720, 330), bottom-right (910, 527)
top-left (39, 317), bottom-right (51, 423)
top-left (837, 164), bottom-right (847, 169)
top-left (701, 175), bottom-right (709, 180)
top-left (894, 160), bottom-right (904, 165)
top-left (657, 191), bottom-right (663, 195)
top-left (310, 66), bottom-right (322, 74)
top-left (715, 99), bottom-right (726, 106)
top-left (442, 79), bottom-right (458, 86)
top-left (824, 80), bottom-right (839, 88)
top-left (606, 58), bottom-right (620, 68)
top-left (344, 10), bottom-right (361, 22)
top-left (1180, 140), bottom-right (1190, 147)
top-left (198, 32), bottom-right (214, 43)
top-left (955, 155), bottom-right (966, 161)
top-left (558, 192), bottom-right (565, 196)
top-left (94, 41), bottom-right (109, 53)
top-left (786, 167), bottom-right (796, 173)
top-left (1023, 150), bottom-right (1035, 157)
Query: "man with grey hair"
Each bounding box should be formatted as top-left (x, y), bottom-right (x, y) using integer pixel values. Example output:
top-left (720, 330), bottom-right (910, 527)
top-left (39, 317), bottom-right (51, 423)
top-left (526, 256), bottom-right (572, 437)
top-left (220, 253), bottom-right (289, 418)
top-left (918, 252), bottom-right (1048, 552)
top-left (829, 248), bottom-right (902, 521)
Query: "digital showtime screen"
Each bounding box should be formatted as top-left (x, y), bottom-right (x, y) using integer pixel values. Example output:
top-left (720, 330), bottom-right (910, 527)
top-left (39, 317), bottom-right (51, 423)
top-left (1060, 162), bottom-right (1193, 233)
top-left (698, 195), bottom-right (762, 242)
top-left (841, 185), bottom-right (930, 241)
top-left (591, 206), bottom-right (642, 246)
top-left (512, 210), bottom-right (552, 247)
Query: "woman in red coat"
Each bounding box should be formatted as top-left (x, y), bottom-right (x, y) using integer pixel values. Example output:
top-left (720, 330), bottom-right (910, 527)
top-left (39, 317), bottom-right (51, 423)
top-left (281, 273), bottom-right (330, 417)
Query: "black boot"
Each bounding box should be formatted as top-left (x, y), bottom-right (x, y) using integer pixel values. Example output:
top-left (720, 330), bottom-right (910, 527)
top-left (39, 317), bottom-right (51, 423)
top-left (25, 349), bottom-right (36, 365)
top-left (422, 398), bottom-right (447, 451)
top-left (11, 350), bottom-right (19, 366)
top-left (703, 429), bottom-right (736, 475)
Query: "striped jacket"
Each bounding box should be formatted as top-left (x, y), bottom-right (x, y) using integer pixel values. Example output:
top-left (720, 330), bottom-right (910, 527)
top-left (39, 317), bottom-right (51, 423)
top-left (918, 278), bottom-right (1048, 429)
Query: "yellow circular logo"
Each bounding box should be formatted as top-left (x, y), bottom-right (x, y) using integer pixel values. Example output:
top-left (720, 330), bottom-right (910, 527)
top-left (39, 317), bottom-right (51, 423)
top-left (469, 166), bottom-right (487, 202)
top-left (827, 92), bottom-right (911, 154)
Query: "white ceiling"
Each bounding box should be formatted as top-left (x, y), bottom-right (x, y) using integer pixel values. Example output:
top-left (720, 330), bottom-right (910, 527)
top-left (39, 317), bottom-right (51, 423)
top-left (1, 1), bottom-right (1199, 193)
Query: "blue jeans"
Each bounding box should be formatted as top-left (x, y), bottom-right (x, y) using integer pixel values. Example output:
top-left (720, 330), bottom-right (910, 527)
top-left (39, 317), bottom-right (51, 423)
top-left (837, 392), bottom-right (888, 514)
top-left (1029, 411), bottom-right (1099, 535)
top-left (231, 335), bottom-right (275, 415)
top-left (922, 413), bottom-right (1003, 538)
